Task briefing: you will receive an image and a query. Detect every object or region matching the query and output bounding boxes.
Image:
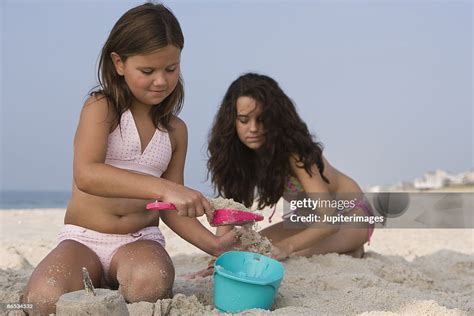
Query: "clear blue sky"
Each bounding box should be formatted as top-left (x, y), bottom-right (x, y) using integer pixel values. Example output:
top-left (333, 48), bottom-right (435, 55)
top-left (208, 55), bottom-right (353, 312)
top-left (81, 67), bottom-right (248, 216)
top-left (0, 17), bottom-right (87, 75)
top-left (1, 0), bottom-right (472, 194)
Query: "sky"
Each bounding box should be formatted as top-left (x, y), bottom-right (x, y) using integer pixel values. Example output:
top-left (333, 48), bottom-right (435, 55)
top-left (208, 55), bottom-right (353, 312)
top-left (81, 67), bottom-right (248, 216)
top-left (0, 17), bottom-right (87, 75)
top-left (1, 0), bottom-right (472, 195)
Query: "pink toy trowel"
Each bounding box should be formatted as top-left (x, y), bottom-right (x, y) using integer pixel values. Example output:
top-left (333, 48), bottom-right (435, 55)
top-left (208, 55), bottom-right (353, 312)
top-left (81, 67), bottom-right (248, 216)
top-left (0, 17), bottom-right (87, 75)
top-left (146, 201), bottom-right (264, 226)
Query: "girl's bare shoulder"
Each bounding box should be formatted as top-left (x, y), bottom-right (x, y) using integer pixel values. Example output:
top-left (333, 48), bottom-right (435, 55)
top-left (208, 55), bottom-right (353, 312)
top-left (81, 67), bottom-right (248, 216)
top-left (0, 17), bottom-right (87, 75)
top-left (168, 115), bottom-right (187, 131)
top-left (80, 94), bottom-right (116, 128)
top-left (167, 115), bottom-right (187, 151)
top-left (321, 156), bottom-right (362, 192)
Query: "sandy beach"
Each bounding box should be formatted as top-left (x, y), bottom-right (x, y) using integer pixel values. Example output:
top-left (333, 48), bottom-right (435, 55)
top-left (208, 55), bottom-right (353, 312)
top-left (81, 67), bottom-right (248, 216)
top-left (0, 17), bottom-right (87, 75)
top-left (0, 205), bottom-right (472, 315)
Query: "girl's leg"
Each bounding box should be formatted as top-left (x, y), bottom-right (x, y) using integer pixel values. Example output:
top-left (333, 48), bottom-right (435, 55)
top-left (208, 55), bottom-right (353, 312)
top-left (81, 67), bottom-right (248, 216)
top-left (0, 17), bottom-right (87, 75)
top-left (290, 206), bottom-right (372, 258)
top-left (108, 240), bottom-right (175, 303)
top-left (260, 210), bottom-right (371, 258)
top-left (22, 240), bottom-right (103, 315)
top-left (259, 221), bottom-right (301, 243)
top-left (292, 227), bottom-right (368, 258)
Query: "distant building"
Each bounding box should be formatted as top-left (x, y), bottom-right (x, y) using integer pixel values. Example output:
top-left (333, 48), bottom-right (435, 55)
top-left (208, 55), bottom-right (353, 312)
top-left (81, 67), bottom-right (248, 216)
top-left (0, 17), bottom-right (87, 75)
top-left (414, 170), bottom-right (450, 190)
top-left (367, 185), bottom-right (383, 192)
top-left (462, 170), bottom-right (474, 185)
top-left (368, 169), bottom-right (473, 192)
top-left (396, 181), bottom-right (415, 191)
top-left (413, 170), bottom-right (474, 190)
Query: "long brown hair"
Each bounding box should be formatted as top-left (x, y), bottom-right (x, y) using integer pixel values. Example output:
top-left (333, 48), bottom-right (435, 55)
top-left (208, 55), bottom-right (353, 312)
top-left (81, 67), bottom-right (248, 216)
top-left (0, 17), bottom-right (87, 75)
top-left (208, 73), bottom-right (328, 209)
top-left (91, 2), bottom-right (184, 131)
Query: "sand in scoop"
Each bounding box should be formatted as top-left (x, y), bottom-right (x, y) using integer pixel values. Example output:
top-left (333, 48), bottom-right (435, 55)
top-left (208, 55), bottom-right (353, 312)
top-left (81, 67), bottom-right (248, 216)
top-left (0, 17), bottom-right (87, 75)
top-left (210, 198), bottom-right (273, 256)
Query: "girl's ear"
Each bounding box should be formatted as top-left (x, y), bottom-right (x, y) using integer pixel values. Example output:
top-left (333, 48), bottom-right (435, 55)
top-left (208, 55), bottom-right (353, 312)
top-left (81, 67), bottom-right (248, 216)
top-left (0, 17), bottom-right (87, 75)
top-left (110, 52), bottom-right (124, 76)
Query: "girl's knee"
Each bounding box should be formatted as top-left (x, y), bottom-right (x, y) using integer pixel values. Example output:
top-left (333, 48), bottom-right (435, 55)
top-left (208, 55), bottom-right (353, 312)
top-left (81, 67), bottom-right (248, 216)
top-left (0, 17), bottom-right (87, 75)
top-left (119, 263), bottom-right (175, 302)
top-left (23, 282), bottom-right (67, 315)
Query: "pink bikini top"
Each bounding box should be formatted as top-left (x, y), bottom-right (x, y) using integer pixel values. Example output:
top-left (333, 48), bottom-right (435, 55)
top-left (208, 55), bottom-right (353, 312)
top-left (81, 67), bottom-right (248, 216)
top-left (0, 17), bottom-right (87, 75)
top-left (105, 109), bottom-right (172, 177)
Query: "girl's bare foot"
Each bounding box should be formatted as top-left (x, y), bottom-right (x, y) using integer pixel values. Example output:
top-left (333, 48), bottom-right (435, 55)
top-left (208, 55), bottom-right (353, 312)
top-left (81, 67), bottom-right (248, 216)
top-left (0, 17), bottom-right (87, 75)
top-left (182, 256), bottom-right (216, 279)
top-left (182, 266), bottom-right (214, 279)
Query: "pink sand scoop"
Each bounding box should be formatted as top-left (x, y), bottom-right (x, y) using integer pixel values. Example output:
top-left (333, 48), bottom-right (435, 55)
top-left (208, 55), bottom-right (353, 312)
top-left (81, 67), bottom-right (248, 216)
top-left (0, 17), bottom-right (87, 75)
top-left (146, 201), bottom-right (264, 226)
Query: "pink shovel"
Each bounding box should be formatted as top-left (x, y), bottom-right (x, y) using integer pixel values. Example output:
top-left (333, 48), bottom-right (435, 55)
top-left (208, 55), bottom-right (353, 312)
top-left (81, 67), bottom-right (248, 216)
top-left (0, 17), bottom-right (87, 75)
top-left (146, 201), bottom-right (264, 226)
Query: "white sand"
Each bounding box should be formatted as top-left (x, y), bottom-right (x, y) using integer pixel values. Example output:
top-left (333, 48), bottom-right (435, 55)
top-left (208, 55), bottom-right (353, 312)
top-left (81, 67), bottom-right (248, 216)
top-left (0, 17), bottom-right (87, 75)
top-left (0, 205), bottom-right (472, 315)
top-left (234, 224), bottom-right (274, 256)
top-left (210, 197), bottom-right (250, 211)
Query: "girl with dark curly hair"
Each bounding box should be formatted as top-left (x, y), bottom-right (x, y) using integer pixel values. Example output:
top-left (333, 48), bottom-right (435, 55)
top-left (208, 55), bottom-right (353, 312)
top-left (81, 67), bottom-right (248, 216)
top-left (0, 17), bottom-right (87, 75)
top-left (207, 73), bottom-right (373, 262)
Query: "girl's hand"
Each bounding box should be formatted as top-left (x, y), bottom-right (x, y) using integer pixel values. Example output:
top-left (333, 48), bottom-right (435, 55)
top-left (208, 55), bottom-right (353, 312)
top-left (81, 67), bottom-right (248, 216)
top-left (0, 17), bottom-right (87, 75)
top-left (271, 243), bottom-right (293, 261)
top-left (214, 229), bottom-right (239, 256)
top-left (184, 230), bottom-right (239, 279)
top-left (161, 182), bottom-right (214, 219)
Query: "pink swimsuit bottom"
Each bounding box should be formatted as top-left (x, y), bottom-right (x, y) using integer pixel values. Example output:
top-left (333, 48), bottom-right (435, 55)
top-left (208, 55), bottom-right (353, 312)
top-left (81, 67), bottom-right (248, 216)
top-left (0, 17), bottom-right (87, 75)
top-left (351, 199), bottom-right (374, 244)
top-left (58, 224), bottom-right (166, 282)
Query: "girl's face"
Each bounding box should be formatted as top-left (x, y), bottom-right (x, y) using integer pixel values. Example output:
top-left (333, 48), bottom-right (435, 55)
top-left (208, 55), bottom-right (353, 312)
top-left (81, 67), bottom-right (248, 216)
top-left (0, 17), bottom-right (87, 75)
top-left (111, 45), bottom-right (181, 107)
top-left (235, 96), bottom-right (265, 150)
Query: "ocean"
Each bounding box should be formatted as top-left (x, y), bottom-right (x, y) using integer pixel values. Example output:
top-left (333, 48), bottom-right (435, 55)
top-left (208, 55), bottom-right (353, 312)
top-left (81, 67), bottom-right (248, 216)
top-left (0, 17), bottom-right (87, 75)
top-left (0, 191), bottom-right (71, 209)
top-left (0, 190), bottom-right (217, 210)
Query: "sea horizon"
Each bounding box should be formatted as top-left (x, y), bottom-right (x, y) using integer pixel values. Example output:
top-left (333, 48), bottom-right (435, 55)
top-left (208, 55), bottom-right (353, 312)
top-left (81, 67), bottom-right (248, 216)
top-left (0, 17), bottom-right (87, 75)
top-left (0, 190), bottom-right (218, 210)
top-left (0, 190), bottom-right (71, 209)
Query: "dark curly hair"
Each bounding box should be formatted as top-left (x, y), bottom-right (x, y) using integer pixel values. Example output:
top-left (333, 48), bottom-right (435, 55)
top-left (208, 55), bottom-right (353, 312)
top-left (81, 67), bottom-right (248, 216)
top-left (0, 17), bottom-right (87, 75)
top-left (208, 73), bottom-right (329, 209)
top-left (90, 2), bottom-right (184, 131)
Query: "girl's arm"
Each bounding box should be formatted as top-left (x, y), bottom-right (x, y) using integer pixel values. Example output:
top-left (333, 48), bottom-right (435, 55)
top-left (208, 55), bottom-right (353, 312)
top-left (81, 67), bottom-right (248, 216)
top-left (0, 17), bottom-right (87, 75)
top-left (274, 155), bottom-right (339, 255)
top-left (73, 96), bottom-right (211, 215)
top-left (216, 225), bottom-right (233, 236)
top-left (159, 116), bottom-right (236, 256)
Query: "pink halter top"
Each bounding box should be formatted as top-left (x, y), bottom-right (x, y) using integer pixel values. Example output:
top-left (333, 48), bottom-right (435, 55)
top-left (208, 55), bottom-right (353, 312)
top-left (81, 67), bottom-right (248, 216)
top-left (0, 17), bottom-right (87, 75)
top-left (105, 109), bottom-right (172, 177)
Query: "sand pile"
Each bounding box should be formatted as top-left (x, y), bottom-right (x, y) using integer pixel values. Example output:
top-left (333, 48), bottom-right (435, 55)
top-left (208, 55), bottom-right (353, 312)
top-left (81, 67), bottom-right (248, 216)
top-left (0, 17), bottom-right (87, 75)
top-left (210, 197), bottom-right (272, 256)
top-left (234, 224), bottom-right (273, 257)
top-left (56, 288), bottom-right (128, 316)
top-left (209, 197), bottom-right (249, 211)
top-left (128, 294), bottom-right (218, 316)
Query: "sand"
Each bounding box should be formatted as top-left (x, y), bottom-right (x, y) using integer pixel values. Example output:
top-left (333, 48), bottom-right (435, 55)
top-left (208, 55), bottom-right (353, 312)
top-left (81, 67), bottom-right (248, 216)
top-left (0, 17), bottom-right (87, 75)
top-left (0, 203), bottom-right (472, 315)
top-left (210, 197), bottom-right (250, 211)
top-left (210, 197), bottom-right (273, 256)
top-left (233, 224), bottom-right (274, 257)
top-left (56, 288), bottom-right (128, 316)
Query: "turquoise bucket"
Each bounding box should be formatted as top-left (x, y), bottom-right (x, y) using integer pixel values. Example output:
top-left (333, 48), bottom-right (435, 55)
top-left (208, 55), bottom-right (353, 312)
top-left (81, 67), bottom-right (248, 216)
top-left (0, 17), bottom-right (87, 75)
top-left (213, 251), bottom-right (285, 313)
